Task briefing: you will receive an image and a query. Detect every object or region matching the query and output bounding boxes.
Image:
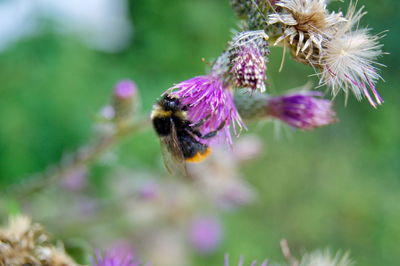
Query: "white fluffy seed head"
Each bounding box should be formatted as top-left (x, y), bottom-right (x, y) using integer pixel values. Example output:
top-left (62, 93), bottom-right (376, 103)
top-left (299, 250), bottom-right (353, 266)
top-left (320, 4), bottom-right (384, 106)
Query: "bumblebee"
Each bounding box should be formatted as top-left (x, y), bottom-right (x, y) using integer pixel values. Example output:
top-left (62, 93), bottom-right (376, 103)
top-left (151, 94), bottom-right (224, 175)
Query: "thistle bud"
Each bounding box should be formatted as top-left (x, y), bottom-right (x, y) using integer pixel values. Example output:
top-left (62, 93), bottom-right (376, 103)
top-left (230, 0), bottom-right (251, 19)
top-left (230, 0), bottom-right (270, 30)
top-left (235, 91), bottom-right (336, 130)
top-left (247, 0), bottom-right (270, 30)
top-left (266, 92), bottom-right (336, 130)
top-left (112, 79), bottom-right (138, 123)
top-left (228, 31), bottom-right (269, 92)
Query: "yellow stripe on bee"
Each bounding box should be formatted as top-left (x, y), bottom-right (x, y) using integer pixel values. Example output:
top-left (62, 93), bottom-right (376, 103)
top-left (185, 147), bottom-right (212, 163)
top-left (151, 109), bottom-right (172, 118)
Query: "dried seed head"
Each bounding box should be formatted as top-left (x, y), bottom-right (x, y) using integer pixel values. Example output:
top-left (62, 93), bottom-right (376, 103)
top-left (319, 5), bottom-right (384, 107)
top-left (37, 246), bottom-right (80, 266)
top-left (0, 215), bottom-right (78, 266)
top-left (299, 250), bottom-right (353, 266)
top-left (269, 0), bottom-right (345, 60)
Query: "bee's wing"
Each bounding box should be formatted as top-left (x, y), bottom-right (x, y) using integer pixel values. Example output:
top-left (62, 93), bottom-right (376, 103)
top-left (159, 119), bottom-right (188, 177)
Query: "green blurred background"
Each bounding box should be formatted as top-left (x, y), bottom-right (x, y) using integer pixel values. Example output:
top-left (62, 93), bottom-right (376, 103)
top-left (0, 0), bottom-right (399, 265)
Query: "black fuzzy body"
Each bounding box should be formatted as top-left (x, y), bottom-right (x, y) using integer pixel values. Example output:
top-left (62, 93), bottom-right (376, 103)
top-left (152, 95), bottom-right (209, 160)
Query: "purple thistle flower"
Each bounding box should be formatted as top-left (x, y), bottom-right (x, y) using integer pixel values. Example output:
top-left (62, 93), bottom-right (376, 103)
top-left (266, 91), bottom-right (336, 130)
top-left (60, 166), bottom-right (87, 191)
top-left (189, 216), bottom-right (222, 254)
top-left (170, 75), bottom-right (245, 145)
top-left (114, 80), bottom-right (137, 100)
top-left (93, 247), bottom-right (139, 266)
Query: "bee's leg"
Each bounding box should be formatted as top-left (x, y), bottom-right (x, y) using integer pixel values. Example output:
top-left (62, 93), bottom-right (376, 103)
top-left (186, 128), bottom-right (203, 138)
top-left (191, 114), bottom-right (211, 129)
top-left (199, 121), bottom-right (226, 139)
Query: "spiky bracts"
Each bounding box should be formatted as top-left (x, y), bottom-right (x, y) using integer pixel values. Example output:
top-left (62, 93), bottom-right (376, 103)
top-left (230, 0), bottom-right (271, 30)
top-left (269, 0), bottom-right (345, 60)
top-left (228, 31), bottom-right (270, 92)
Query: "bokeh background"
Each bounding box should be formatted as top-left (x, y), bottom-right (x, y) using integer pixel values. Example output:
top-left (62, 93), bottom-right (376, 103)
top-left (0, 0), bottom-right (399, 265)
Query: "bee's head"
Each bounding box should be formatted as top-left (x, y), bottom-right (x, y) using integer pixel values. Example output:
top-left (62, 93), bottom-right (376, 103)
top-left (160, 94), bottom-right (183, 111)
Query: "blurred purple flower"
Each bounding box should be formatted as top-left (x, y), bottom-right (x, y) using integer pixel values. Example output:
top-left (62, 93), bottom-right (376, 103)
top-left (266, 91), bottom-right (336, 130)
top-left (76, 196), bottom-right (98, 217)
top-left (100, 105), bottom-right (116, 120)
top-left (232, 135), bottom-right (263, 162)
top-left (171, 75), bottom-right (244, 145)
top-left (189, 216), bottom-right (222, 253)
top-left (114, 80), bottom-right (137, 100)
top-left (60, 166), bottom-right (87, 191)
top-left (93, 245), bottom-right (139, 266)
top-left (136, 181), bottom-right (159, 200)
top-left (112, 79), bottom-right (138, 121)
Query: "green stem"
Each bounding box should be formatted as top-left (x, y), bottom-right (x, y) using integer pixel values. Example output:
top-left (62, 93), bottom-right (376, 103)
top-left (2, 117), bottom-right (151, 200)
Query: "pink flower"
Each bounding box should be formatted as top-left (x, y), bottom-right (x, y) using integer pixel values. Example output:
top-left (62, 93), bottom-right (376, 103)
top-left (171, 75), bottom-right (245, 145)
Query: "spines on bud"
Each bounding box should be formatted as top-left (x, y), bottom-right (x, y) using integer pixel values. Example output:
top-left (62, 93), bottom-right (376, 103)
top-left (228, 31), bottom-right (270, 92)
top-left (230, 0), bottom-right (270, 30)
